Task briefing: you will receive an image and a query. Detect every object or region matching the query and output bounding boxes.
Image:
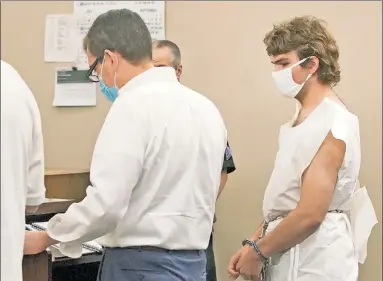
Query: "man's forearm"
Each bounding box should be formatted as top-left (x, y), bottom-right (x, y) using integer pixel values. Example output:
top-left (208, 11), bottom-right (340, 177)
top-left (256, 209), bottom-right (321, 258)
top-left (250, 221), bottom-right (265, 240)
top-left (43, 231), bottom-right (58, 246)
top-left (217, 171), bottom-right (228, 198)
top-left (25, 230), bottom-right (58, 246)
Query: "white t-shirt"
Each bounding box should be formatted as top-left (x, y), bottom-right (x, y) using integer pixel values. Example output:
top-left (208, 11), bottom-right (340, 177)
top-left (1, 61), bottom-right (46, 281)
top-left (46, 67), bottom-right (227, 258)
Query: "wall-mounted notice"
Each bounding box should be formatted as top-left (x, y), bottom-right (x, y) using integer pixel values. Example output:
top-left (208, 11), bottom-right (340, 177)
top-left (53, 68), bottom-right (97, 107)
top-left (44, 14), bottom-right (77, 62)
top-left (73, 1), bottom-right (165, 68)
top-left (74, 16), bottom-right (95, 68)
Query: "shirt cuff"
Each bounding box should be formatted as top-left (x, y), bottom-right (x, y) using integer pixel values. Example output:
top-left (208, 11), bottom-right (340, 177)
top-left (57, 242), bottom-right (83, 259)
top-left (47, 216), bottom-right (84, 259)
top-left (47, 214), bottom-right (86, 248)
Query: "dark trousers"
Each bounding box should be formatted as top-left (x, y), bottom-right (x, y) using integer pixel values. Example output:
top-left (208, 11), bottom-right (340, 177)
top-left (97, 247), bottom-right (206, 281)
top-left (205, 233), bottom-right (217, 281)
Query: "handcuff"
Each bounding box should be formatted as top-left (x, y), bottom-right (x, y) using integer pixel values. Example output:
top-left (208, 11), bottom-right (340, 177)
top-left (241, 239), bottom-right (269, 264)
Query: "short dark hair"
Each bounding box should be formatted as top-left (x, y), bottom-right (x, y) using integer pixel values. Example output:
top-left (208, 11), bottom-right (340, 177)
top-left (83, 9), bottom-right (152, 65)
top-left (153, 39), bottom-right (181, 67)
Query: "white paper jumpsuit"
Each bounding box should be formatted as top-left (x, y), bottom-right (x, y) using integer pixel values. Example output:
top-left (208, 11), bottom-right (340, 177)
top-left (262, 98), bottom-right (377, 281)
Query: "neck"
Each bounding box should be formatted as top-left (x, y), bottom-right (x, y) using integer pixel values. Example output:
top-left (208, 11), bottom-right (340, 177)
top-left (296, 82), bottom-right (333, 109)
top-left (117, 60), bottom-right (154, 88)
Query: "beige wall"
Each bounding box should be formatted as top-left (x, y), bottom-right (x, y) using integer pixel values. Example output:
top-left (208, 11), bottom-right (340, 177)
top-left (1, 1), bottom-right (381, 280)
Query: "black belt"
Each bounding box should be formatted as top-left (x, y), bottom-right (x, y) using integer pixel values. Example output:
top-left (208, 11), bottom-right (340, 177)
top-left (128, 246), bottom-right (170, 252)
top-left (106, 245), bottom-right (203, 254)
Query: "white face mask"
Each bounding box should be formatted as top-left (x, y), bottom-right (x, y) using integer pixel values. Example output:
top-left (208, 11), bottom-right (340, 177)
top-left (271, 57), bottom-right (312, 98)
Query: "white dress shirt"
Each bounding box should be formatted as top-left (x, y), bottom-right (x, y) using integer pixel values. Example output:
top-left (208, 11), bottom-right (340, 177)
top-left (47, 67), bottom-right (227, 258)
top-left (1, 60), bottom-right (46, 281)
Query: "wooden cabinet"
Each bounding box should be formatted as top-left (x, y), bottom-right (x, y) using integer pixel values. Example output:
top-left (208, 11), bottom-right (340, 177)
top-left (22, 251), bottom-right (52, 281)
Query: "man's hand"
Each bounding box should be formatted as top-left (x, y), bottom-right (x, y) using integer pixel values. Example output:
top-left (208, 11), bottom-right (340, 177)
top-left (228, 247), bottom-right (243, 279)
top-left (228, 245), bottom-right (262, 280)
top-left (235, 245), bottom-right (263, 280)
top-left (24, 231), bottom-right (52, 255)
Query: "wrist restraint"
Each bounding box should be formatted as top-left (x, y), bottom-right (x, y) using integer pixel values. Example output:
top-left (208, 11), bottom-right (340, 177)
top-left (242, 239), bottom-right (268, 264)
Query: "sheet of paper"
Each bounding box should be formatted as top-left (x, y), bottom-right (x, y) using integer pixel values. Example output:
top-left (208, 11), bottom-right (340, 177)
top-left (53, 68), bottom-right (97, 107)
top-left (33, 221), bottom-right (49, 229)
top-left (48, 244), bottom-right (97, 260)
top-left (74, 16), bottom-right (95, 68)
top-left (27, 221), bottom-right (103, 259)
top-left (44, 14), bottom-right (77, 62)
top-left (73, 1), bottom-right (165, 67)
top-left (84, 241), bottom-right (103, 252)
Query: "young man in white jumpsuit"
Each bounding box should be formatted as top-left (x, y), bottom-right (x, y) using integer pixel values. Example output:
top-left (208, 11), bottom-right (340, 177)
top-left (228, 16), bottom-right (377, 281)
top-left (1, 60), bottom-right (46, 281)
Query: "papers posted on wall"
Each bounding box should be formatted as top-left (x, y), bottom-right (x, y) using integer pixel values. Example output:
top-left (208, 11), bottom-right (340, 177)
top-left (73, 1), bottom-right (166, 68)
top-left (53, 68), bottom-right (97, 107)
top-left (44, 1), bottom-right (165, 67)
top-left (44, 14), bottom-right (78, 62)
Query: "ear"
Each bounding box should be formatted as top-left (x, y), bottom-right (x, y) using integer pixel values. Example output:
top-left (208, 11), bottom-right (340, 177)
top-left (104, 49), bottom-right (119, 72)
top-left (309, 56), bottom-right (320, 74)
top-left (176, 64), bottom-right (183, 80)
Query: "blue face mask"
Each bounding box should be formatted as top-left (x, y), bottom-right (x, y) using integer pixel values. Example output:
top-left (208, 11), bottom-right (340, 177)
top-left (99, 55), bottom-right (119, 102)
top-left (100, 80), bottom-right (118, 102)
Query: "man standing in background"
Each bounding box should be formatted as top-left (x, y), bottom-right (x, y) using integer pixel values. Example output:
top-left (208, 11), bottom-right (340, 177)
top-left (153, 40), bottom-right (237, 281)
top-left (1, 60), bottom-right (46, 281)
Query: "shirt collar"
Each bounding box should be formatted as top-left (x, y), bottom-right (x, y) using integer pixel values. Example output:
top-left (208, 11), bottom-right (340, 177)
top-left (119, 67), bottom-right (178, 93)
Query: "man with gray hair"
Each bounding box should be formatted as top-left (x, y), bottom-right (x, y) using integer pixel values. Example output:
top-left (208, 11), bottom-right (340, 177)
top-left (153, 40), bottom-right (237, 281)
top-left (152, 39), bottom-right (183, 81)
top-left (23, 9), bottom-right (227, 281)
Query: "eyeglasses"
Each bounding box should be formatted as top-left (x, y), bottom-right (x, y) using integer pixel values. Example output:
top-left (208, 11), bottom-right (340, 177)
top-left (87, 58), bottom-right (100, 82)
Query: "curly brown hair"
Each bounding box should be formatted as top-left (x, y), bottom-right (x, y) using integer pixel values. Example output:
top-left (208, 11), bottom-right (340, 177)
top-left (264, 16), bottom-right (341, 87)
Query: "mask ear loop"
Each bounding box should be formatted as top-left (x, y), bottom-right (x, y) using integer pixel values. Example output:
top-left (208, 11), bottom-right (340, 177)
top-left (290, 56), bottom-right (311, 69)
top-left (99, 53), bottom-right (119, 88)
top-left (100, 56), bottom-right (106, 81)
top-left (303, 56), bottom-right (314, 82)
top-left (113, 54), bottom-right (119, 89)
top-left (297, 56), bottom-right (314, 84)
